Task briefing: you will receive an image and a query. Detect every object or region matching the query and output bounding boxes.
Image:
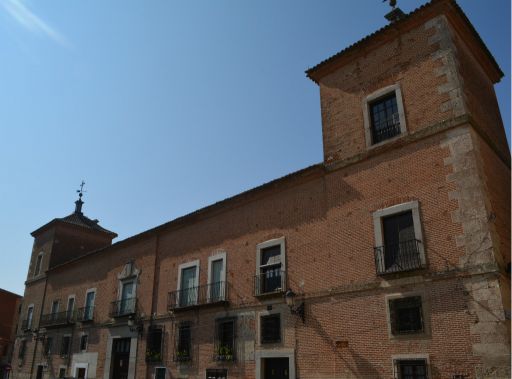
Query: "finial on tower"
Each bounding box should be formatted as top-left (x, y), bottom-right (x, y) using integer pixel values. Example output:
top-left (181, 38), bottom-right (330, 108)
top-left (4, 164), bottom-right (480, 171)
top-left (74, 180), bottom-right (86, 214)
top-left (383, 0), bottom-right (405, 23)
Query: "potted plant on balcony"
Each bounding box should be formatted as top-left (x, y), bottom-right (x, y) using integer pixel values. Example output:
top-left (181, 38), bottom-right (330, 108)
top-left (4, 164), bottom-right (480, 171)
top-left (145, 349), bottom-right (162, 363)
top-left (214, 345), bottom-right (234, 362)
top-left (175, 350), bottom-right (190, 362)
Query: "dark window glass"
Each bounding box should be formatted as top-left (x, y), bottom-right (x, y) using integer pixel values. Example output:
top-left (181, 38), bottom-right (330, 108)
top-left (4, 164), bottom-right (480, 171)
top-left (259, 245), bottom-right (282, 294)
top-left (34, 254), bottom-right (43, 276)
top-left (397, 359), bottom-right (428, 379)
top-left (44, 337), bottom-right (53, 356)
top-left (146, 327), bottom-right (163, 362)
top-left (176, 323), bottom-right (191, 361)
top-left (155, 367), bottom-right (166, 379)
top-left (370, 93), bottom-right (401, 144)
top-left (60, 336), bottom-right (71, 357)
top-left (389, 296), bottom-right (424, 334)
top-left (261, 314), bottom-right (281, 343)
top-left (58, 368), bottom-right (66, 378)
top-left (382, 211), bottom-right (419, 271)
top-left (80, 335), bottom-right (88, 351)
top-left (206, 369), bottom-right (228, 379)
top-left (215, 319), bottom-right (235, 361)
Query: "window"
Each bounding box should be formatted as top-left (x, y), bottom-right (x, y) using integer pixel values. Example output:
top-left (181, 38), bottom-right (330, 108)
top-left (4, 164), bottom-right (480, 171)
top-left (44, 337), bottom-right (53, 356)
top-left (26, 305), bottom-right (34, 330)
top-left (154, 367), bottom-right (166, 379)
top-left (208, 253), bottom-right (227, 302)
top-left (177, 261), bottom-right (199, 307)
top-left (60, 335), bottom-right (71, 357)
top-left (51, 301), bottom-right (59, 318)
top-left (146, 326), bottom-right (163, 362)
top-left (83, 290), bottom-right (96, 321)
top-left (67, 296), bottom-right (75, 319)
top-left (394, 359), bottom-right (428, 379)
top-left (261, 314), bottom-right (281, 344)
top-left (363, 84), bottom-right (407, 147)
top-left (206, 369), bottom-right (228, 379)
top-left (18, 340), bottom-right (26, 360)
top-left (373, 201), bottom-right (425, 275)
top-left (80, 334), bottom-right (88, 352)
top-left (34, 252), bottom-right (43, 276)
top-left (389, 296), bottom-right (424, 335)
top-left (175, 323), bottom-right (191, 362)
top-left (214, 318), bottom-right (235, 361)
top-left (255, 238), bottom-right (286, 296)
top-left (119, 280), bottom-right (136, 315)
top-left (58, 368), bottom-right (66, 378)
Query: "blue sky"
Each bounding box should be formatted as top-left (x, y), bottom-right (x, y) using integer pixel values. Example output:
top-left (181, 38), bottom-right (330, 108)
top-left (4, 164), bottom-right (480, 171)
top-left (0, 0), bottom-right (509, 295)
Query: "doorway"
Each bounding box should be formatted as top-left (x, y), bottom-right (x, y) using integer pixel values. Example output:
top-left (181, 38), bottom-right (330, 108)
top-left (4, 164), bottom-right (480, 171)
top-left (35, 365), bottom-right (44, 379)
top-left (75, 366), bottom-right (87, 379)
top-left (263, 358), bottom-right (289, 379)
top-left (111, 338), bottom-right (131, 379)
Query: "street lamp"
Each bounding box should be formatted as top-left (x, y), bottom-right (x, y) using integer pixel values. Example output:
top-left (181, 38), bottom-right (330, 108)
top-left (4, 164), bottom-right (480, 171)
top-left (284, 289), bottom-right (305, 323)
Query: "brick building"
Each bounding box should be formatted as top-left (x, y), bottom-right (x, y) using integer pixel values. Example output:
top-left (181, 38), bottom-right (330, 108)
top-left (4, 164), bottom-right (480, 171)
top-left (10, 0), bottom-right (510, 378)
top-left (0, 289), bottom-right (22, 379)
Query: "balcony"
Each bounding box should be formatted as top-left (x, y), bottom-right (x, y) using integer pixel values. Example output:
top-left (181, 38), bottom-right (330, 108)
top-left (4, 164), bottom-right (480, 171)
top-left (76, 306), bottom-right (95, 322)
top-left (109, 298), bottom-right (137, 318)
top-left (20, 319), bottom-right (32, 331)
top-left (168, 281), bottom-right (228, 311)
top-left (374, 239), bottom-right (424, 275)
top-left (40, 311), bottom-right (75, 328)
top-left (254, 269), bottom-right (286, 297)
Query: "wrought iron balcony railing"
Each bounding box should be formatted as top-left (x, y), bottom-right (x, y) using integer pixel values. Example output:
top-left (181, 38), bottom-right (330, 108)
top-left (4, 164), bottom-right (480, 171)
top-left (254, 269), bottom-right (286, 296)
top-left (168, 281), bottom-right (228, 311)
top-left (374, 239), bottom-right (424, 275)
top-left (40, 311), bottom-right (75, 328)
top-left (109, 298), bottom-right (137, 318)
top-left (21, 319), bottom-right (32, 331)
top-left (76, 306), bottom-right (95, 322)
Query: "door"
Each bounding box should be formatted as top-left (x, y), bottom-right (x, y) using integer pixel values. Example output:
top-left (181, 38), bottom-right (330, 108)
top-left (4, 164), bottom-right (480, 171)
top-left (76, 367), bottom-right (86, 379)
top-left (383, 211), bottom-right (415, 270)
top-left (85, 291), bottom-right (95, 320)
top-left (210, 259), bottom-right (224, 301)
top-left (35, 365), bottom-right (44, 379)
top-left (67, 297), bottom-right (75, 319)
top-left (180, 266), bottom-right (197, 306)
top-left (264, 358), bottom-right (289, 379)
top-left (112, 338), bottom-right (131, 379)
top-left (120, 282), bottom-right (135, 315)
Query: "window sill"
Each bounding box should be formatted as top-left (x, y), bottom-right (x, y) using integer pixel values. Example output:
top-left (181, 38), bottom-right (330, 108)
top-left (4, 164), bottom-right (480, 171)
top-left (367, 131), bottom-right (407, 150)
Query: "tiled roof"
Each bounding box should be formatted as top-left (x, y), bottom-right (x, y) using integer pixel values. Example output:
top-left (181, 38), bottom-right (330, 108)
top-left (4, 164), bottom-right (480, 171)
top-left (31, 211), bottom-right (117, 237)
top-left (306, 0), bottom-right (503, 83)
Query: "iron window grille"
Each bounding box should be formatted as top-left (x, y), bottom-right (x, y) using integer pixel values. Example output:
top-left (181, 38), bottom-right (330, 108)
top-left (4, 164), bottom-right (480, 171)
top-left (261, 314), bottom-right (281, 344)
top-left (393, 359), bottom-right (428, 379)
top-left (44, 337), bottom-right (53, 356)
top-left (174, 323), bottom-right (191, 362)
top-left (79, 335), bottom-right (88, 352)
top-left (60, 336), bottom-right (71, 357)
top-left (146, 326), bottom-right (164, 363)
top-left (206, 369), bottom-right (228, 379)
top-left (370, 92), bottom-right (401, 144)
top-left (213, 318), bottom-right (236, 362)
top-left (58, 368), bottom-right (66, 378)
top-left (389, 296), bottom-right (424, 335)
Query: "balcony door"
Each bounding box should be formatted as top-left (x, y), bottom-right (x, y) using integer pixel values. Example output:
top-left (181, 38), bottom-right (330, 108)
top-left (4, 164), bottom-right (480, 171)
top-left (180, 266), bottom-right (197, 307)
top-left (210, 258), bottom-right (224, 302)
top-left (260, 246), bottom-right (282, 293)
top-left (383, 211), bottom-right (416, 270)
top-left (120, 281), bottom-right (135, 315)
top-left (51, 301), bottom-right (59, 321)
top-left (67, 297), bottom-right (75, 319)
top-left (84, 291), bottom-right (95, 320)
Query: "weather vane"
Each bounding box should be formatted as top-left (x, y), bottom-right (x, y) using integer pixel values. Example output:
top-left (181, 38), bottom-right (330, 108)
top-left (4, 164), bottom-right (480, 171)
top-left (383, 0), bottom-right (397, 8)
top-left (77, 180), bottom-right (86, 199)
top-left (383, 0), bottom-right (404, 22)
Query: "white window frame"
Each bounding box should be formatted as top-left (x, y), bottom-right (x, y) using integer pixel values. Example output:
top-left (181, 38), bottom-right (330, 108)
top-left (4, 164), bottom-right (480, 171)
top-left (34, 252), bottom-right (44, 277)
top-left (176, 260), bottom-right (200, 306)
top-left (255, 237), bottom-right (286, 294)
top-left (385, 292), bottom-right (430, 339)
top-left (372, 200), bottom-right (426, 266)
top-left (26, 304), bottom-right (34, 329)
top-left (153, 366), bottom-right (167, 379)
top-left (391, 354), bottom-right (430, 379)
top-left (207, 252), bottom-right (227, 302)
top-left (362, 83), bottom-right (407, 148)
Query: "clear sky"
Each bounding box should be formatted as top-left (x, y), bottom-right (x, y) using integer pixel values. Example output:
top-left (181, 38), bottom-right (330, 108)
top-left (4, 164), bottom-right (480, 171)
top-left (0, 0), bottom-right (509, 296)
